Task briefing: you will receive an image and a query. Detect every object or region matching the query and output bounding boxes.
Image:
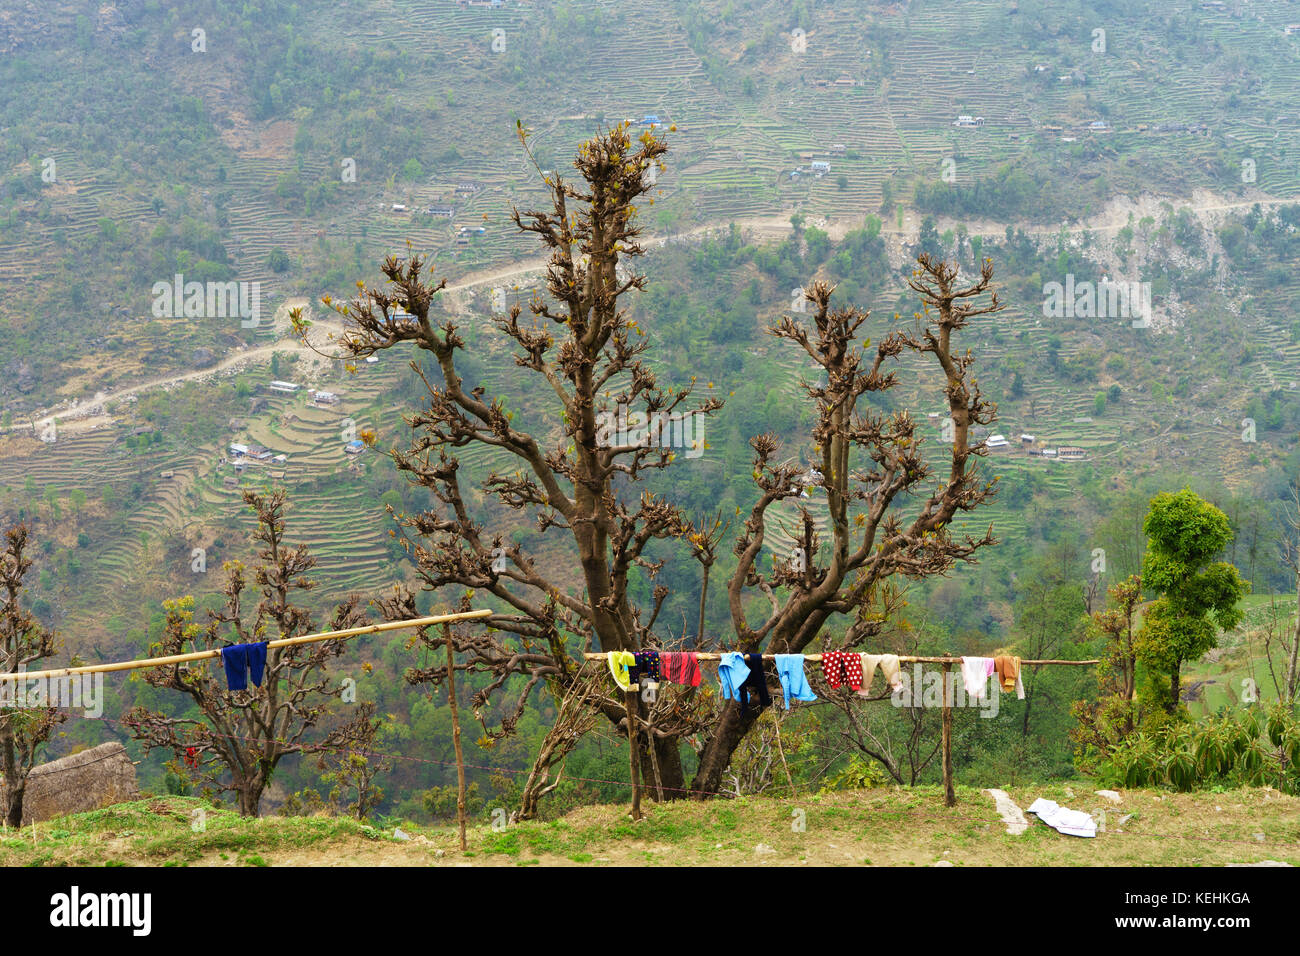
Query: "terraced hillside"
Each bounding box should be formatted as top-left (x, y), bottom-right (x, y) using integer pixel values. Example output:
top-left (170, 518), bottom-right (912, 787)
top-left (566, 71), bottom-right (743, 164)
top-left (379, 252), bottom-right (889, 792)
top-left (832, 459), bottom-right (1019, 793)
top-left (8, 0), bottom-right (1300, 398)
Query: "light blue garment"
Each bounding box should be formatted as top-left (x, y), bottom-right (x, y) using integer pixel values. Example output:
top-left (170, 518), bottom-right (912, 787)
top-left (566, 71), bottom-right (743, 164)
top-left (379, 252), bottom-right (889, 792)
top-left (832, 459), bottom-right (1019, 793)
top-left (718, 652), bottom-right (750, 702)
top-left (774, 654), bottom-right (818, 709)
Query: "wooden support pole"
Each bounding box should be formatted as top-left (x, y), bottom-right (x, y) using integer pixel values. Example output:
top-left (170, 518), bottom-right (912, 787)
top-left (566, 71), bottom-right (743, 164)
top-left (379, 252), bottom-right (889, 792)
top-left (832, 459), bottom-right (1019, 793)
top-left (625, 689), bottom-right (642, 820)
top-left (941, 658), bottom-right (955, 808)
top-left (442, 623), bottom-right (467, 853)
top-left (773, 710), bottom-right (796, 797)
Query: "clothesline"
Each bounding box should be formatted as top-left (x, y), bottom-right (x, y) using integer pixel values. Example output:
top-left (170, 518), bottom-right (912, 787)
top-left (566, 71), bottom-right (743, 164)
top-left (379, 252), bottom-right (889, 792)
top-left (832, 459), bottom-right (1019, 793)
top-left (0, 609), bottom-right (493, 683)
top-left (583, 652), bottom-right (1099, 665)
top-left (596, 647), bottom-right (1104, 814)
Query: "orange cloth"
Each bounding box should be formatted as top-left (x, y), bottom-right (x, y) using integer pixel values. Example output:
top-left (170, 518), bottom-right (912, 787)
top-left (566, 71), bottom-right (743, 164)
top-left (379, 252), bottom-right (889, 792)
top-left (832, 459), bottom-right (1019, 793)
top-left (994, 655), bottom-right (1020, 692)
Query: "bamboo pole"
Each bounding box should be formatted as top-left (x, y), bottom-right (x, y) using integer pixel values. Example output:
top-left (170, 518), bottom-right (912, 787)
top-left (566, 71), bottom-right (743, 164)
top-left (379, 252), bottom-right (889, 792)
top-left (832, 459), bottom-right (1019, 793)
top-left (442, 623), bottom-right (468, 853)
top-left (583, 652), bottom-right (1097, 665)
top-left (0, 609), bottom-right (494, 683)
top-left (941, 659), bottom-right (955, 808)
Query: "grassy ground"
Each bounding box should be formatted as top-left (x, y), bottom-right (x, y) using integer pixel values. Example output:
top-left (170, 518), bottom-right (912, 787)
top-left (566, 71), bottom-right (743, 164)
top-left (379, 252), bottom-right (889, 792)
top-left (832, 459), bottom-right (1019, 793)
top-left (2, 785), bottom-right (1297, 867)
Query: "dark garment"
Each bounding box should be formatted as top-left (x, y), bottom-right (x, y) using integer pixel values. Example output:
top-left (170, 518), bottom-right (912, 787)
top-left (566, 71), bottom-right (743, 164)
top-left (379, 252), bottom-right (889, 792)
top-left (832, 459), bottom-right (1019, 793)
top-left (738, 653), bottom-right (771, 715)
top-left (221, 645), bottom-right (248, 691)
top-left (246, 641), bottom-right (267, 687)
top-left (629, 651), bottom-right (661, 688)
top-left (221, 642), bottom-right (268, 691)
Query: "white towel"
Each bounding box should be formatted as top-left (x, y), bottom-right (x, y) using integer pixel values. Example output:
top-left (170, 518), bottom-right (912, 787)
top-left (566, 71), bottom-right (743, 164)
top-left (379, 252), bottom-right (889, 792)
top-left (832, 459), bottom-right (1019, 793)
top-left (961, 656), bottom-right (993, 699)
top-left (1027, 798), bottom-right (1096, 838)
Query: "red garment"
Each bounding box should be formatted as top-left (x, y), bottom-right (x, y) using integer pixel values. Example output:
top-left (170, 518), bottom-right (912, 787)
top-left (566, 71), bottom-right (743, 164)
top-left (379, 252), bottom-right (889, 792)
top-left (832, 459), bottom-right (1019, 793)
top-left (822, 650), bottom-right (863, 691)
top-left (660, 652), bottom-right (702, 687)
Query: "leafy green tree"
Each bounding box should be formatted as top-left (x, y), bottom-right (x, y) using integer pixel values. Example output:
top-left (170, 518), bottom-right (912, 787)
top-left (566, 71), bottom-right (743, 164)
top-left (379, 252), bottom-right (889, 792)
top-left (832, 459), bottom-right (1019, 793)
top-left (1136, 489), bottom-right (1248, 718)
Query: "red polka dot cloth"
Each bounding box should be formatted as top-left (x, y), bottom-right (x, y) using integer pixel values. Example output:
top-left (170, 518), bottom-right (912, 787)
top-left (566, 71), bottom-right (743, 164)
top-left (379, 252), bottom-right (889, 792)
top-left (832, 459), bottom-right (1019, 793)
top-left (821, 650), bottom-right (863, 691)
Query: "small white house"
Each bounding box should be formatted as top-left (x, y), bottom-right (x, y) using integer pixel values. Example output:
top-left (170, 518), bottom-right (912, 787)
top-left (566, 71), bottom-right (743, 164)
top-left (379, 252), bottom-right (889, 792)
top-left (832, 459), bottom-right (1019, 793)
top-left (229, 442), bottom-right (249, 457)
top-left (985, 434), bottom-right (1010, 449)
top-left (268, 381), bottom-right (300, 393)
top-left (391, 204), bottom-right (407, 212)
top-left (811, 160), bottom-right (831, 174)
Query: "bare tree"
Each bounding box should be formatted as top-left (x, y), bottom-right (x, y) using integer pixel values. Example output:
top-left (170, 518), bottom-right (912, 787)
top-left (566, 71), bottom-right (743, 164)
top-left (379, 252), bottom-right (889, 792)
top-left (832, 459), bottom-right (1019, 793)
top-left (0, 524), bottom-right (65, 827)
top-left (124, 490), bottom-right (374, 816)
top-left (831, 625), bottom-right (940, 786)
top-left (317, 702), bottom-right (391, 820)
top-left (315, 124), bottom-right (1001, 802)
top-left (691, 257), bottom-right (1002, 794)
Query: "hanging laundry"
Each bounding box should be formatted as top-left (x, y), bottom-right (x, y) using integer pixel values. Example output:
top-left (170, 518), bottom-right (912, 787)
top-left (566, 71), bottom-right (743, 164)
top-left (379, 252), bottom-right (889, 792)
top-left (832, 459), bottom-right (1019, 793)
top-left (736, 653), bottom-right (771, 715)
top-left (775, 654), bottom-right (817, 709)
top-left (660, 651), bottom-right (702, 687)
top-left (608, 650), bottom-right (635, 691)
top-left (961, 656), bottom-right (994, 699)
top-left (221, 642), bottom-right (268, 692)
top-left (822, 650), bottom-right (863, 691)
top-left (859, 653), bottom-right (904, 696)
top-left (994, 655), bottom-right (1026, 700)
top-left (629, 651), bottom-right (661, 691)
top-left (1026, 798), bottom-right (1096, 838)
top-left (246, 641), bottom-right (267, 687)
top-left (718, 652), bottom-right (750, 703)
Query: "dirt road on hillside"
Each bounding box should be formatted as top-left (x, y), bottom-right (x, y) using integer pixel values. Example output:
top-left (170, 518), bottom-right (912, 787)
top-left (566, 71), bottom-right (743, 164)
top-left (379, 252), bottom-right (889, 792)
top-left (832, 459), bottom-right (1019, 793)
top-left (18, 190), bottom-right (1297, 438)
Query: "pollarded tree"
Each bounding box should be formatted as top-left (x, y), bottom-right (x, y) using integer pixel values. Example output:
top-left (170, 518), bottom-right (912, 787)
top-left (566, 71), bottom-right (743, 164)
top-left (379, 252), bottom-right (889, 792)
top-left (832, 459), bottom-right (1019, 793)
top-left (0, 524), bottom-right (65, 827)
top-left (312, 124), bottom-right (1002, 802)
top-left (124, 490), bottom-right (375, 816)
top-left (1136, 488), bottom-right (1248, 719)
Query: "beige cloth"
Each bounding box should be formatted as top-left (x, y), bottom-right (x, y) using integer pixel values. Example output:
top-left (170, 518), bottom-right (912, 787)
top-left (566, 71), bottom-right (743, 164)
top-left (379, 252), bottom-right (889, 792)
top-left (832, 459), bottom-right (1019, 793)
top-left (994, 655), bottom-right (1026, 699)
top-left (858, 653), bottom-right (903, 696)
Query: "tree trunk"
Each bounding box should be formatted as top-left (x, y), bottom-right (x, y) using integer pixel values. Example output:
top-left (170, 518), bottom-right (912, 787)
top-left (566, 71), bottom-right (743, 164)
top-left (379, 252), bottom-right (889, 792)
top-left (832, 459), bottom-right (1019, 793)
top-left (2, 736), bottom-right (22, 828)
top-left (1020, 673), bottom-right (1034, 738)
top-left (697, 566), bottom-right (710, 644)
top-left (690, 699), bottom-right (760, 799)
top-left (238, 776), bottom-right (265, 817)
top-left (1168, 663), bottom-right (1181, 715)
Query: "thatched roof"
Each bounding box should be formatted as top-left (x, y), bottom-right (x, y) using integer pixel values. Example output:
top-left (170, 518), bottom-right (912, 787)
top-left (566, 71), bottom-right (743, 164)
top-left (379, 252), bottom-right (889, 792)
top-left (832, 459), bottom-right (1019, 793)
top-left (20, 741), bottom-right (140, 825)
